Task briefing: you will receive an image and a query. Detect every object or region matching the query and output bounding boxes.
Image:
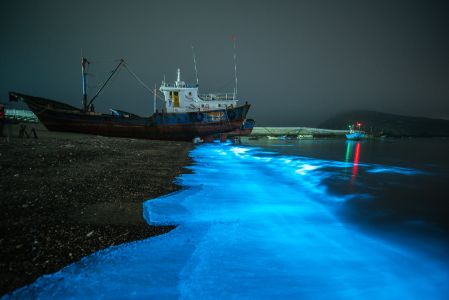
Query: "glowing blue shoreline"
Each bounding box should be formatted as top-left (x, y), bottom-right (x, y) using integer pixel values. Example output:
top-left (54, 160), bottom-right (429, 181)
top-left (5, 143), bottom-right (448, 299)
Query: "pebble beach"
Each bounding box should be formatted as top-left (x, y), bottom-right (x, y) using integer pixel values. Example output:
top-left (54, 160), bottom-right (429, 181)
top-left (0, 125), bottom-right (193, 295)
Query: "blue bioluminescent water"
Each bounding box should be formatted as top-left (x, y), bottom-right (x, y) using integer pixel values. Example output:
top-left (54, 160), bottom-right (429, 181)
top-left (5, 142), bottom-right (449, 299)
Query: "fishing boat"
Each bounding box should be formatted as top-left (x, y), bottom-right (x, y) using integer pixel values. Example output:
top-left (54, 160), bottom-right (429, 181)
top-left (346, 122), bottom-right (366, 140)
top-left (9, 58), bottom-right (250, 141)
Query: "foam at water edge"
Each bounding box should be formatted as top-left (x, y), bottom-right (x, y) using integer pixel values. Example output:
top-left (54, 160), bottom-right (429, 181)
top-left (5, 143), bottom-right (448, 300)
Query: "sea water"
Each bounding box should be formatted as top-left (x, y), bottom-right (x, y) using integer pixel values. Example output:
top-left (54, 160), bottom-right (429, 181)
top-left (5, 138), bottom-right (449, 299)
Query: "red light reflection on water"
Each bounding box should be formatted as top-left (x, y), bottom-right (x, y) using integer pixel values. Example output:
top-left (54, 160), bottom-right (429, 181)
top-left (351, 142), bottom-right (361, 182)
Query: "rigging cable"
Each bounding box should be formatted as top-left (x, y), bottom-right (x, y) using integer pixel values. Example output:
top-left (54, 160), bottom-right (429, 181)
top-left (87, 59), bottom-right (125, 107)
top-left (123, 63), bottom-right (165, 101)
top-left (87, 59), bottom-right (166, 106)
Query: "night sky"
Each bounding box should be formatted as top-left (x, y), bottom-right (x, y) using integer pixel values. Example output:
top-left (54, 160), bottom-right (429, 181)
top-left (1, 0), bottom-right (448, 126)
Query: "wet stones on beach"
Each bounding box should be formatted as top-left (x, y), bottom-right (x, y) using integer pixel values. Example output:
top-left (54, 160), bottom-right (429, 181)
top-left (0, 131), bottom-right (193, 296)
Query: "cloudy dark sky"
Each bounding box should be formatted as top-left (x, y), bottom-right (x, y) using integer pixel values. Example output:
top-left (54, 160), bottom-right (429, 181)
top-left (1, 0), bottom-right (448, 126)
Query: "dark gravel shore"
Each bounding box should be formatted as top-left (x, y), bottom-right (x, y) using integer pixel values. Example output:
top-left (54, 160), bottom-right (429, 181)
top-left (0, 126), bottom-right (193, 296)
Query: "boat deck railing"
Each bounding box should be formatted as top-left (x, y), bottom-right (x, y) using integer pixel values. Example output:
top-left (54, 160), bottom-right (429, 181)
top-left (198, 93), bottom-right (236, 101)
top-left (161, 83), bottom-right (198, 88)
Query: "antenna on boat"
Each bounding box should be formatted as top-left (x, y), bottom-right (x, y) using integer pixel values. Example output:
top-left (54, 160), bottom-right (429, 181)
top-left (231, 35), bottom-right (238, 99)
top-left (191, 45), bottom-right (199, 86)
top-left (81, 49), bottom-right (90, 112)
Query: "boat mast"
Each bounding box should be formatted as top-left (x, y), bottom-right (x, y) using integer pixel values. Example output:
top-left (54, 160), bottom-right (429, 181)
top-left (191, 45), bottom-right (199, 86)
top-left (81, 56), bottom-right (90, 111)
top-left (153, 83), bottom-right (157, 113)
top-left (232, 36), bottom-right (238, 99)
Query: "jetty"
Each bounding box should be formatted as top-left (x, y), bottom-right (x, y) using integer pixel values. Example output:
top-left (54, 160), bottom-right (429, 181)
top-left (251, 127), bottom-right (348, 138)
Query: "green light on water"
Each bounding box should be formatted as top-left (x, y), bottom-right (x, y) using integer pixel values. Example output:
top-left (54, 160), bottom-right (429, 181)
top-left (345, 141), bottom-right (352, 162)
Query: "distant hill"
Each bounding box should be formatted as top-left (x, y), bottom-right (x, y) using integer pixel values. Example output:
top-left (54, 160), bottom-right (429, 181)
top-left (319, 111), bottom-right (449, 137)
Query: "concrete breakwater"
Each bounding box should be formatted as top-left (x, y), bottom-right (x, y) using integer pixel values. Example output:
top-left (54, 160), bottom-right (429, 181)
top-left (251, 127), bottom-right (348, 137)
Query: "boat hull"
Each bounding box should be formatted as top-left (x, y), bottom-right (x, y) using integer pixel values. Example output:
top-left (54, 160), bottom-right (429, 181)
top-left (10, 92), bottom-right (250, 141)
top-left (346, 132), bottom-right (366, 140)
top-left (227, 119), bottom-right (255, 137)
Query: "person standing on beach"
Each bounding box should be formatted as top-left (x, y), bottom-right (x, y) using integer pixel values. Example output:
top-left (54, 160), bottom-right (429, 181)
top-left (0, 104), bottom-right (5, 138)
top-left (30, 123), bottom-right (38, 139)
top-left (19, 123), bottom-right (30, 138)
top-left (0, 105), bottom-right (14, 142)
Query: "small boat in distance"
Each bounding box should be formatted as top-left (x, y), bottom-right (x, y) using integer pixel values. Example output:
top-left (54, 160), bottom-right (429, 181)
top-left (10, 58), bottom-right (250, 141)
top-left (297, 134), bottom-right (313, 139)
top-left (267, 135), bottom-right (286, 140)
top-left (346, 122), bottom-right (366, 140)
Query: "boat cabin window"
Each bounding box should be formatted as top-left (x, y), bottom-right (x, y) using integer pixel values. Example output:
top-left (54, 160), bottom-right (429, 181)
top-left (173, 91), bottom-right (180, 107)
